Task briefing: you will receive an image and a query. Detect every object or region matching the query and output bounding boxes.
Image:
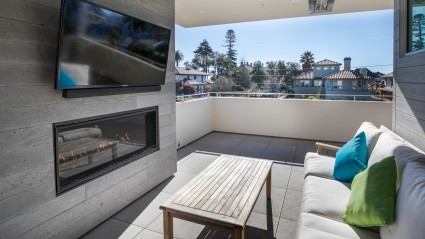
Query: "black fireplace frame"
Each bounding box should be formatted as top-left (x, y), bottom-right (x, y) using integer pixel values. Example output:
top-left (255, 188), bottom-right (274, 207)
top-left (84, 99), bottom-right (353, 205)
top-left (53, 106), bottom-right (159, 195)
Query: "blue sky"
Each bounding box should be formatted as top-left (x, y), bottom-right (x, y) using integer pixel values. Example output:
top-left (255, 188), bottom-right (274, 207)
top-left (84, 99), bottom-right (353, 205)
top-left (175, 10), bottom-right (393, 73)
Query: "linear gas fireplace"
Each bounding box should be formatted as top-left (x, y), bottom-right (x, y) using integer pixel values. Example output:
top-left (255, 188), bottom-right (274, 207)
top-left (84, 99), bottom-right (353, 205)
top-left (53, 107), bottom-right (158, 194)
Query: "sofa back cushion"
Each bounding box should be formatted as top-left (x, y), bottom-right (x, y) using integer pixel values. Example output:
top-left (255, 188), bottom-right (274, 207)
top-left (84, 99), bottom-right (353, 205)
top-left (369, 133), bottom-right (425, 180)
top-left (380, 162), bottom-right (425, 239)
top-left (355, 122), bottom-right (382, 159)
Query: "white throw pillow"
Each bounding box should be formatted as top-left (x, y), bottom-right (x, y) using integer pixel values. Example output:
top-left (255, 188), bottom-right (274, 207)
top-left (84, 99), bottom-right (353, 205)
top-left (368, 133), bottom-right (404, 167)
top-left (355, 122), bottom-right (382, 159)
top-left (380, 162), bottom-right (425, 239)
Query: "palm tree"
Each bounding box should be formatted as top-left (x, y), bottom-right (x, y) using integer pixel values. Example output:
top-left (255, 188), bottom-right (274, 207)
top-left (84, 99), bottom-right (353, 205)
top-left (300, 51), bottom-right (315, 71)
top-left (175, 50), bottom-right (184, 66)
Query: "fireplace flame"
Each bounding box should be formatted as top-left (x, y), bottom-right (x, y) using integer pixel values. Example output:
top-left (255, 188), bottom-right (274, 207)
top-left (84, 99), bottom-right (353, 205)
top-left (120, 133), bottom-right (131, 142)
top-left (99, 143), bottom-right (107, 151)
top-left (58, 154), bottom-right (66, 162)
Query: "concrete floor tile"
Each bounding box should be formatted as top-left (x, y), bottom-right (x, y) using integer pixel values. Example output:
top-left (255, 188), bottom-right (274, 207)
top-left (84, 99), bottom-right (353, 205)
top-left (231, 141), bottom-right (269, 158)
top-left (261, 138), bottom-right (297, 163)
top-left (82, 218), bottom-right (143, 239)
top-left (153, 171), bottom-right (197, 194)
top-left (271, 164), bottom-right (291, 189)
top-left (276, 218), bottom-right (298, 239)
top-left (280, 190), bottom-right (302, 221)
top-left (293, 140), bottom-right (316, 164)
top-left (146, 213), bottom-right (206, 239)
top-left (177, 145), bottom-right (199, 161)
top-left (245, 212), bottom-right (279, 239)
top-left (287, 170), bottom-right (304, 192)
top-left (203, 138), bottom-right (244, 155)
top-left (177, 153), bottom-right (219, 174)
top-left (253, 186), bottom-right (286, 217)
top-left (113, 190), bottom-right (173, 228)
top-left (134, 229), bottom-right (173, 239)
top-left (291, 165), bottom-right (304, 172)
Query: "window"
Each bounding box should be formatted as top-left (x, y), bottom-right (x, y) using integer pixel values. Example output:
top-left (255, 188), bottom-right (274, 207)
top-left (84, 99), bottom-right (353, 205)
top-left (314, 80), bottom-right (323, 87)
top-left (333, 80), bottom-right (342, 89)
top-left (316, 67), bottom-right (322, 70)
top-left (300, 80), bottom-right (311, 87)
top-left (324, 67), bottom-right (328, 70)
top-left (194, 75), bottom-right (197, 79)
top-left (331, 67), bottom-right (335, 70)
top-left (352, 81), bottom-right (362, 90)
top-left (408, 0), bottom-right (425, 52)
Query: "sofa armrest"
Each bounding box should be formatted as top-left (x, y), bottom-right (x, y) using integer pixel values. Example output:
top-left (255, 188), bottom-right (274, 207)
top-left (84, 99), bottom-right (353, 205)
top-left (316, 142), bottom-right (341, 154)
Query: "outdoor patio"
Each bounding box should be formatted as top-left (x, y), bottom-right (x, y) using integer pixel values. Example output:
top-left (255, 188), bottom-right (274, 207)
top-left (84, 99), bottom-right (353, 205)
top-left (81, 132), bottom-right (342, 239)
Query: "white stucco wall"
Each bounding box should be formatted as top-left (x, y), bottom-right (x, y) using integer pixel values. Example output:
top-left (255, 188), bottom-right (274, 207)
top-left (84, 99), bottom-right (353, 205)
top-left (176, 98), bottom-right (214, 148)
top-left (213, 98), bottom-right (392, 142)
top-left (176, 97), bottom-right (392, 145)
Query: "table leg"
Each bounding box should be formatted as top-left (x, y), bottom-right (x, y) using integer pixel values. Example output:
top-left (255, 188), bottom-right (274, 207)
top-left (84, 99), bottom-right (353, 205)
top-left (266, 170), bottom-right (271, 199)
top-left (163, 211), bottom-right (173, 239)
top-left (235, 228), bottom-right (244, 239)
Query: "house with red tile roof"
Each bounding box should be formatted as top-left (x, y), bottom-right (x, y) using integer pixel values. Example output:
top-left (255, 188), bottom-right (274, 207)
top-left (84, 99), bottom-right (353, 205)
top-left (293, 57), bottom-right (377, 98)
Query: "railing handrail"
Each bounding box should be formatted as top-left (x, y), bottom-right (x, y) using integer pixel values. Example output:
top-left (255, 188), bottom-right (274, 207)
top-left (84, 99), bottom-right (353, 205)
top-left (175, 92), bottom-right (393, 102)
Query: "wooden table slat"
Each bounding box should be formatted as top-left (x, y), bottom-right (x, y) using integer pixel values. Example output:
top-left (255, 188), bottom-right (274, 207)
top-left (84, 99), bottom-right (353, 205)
top-left (173, 156), bottom-right (229, 204)
top-left (224, 162), bottom-right (265, 216)
top-left (218, 161), bottom-right (264, 215)
top-left (231, 163), bottom-right (268, 217)
top-left (184, 158), bottom-right (242, 208)
top-left (205, 160), bottom-right (255, 213)
top-left (160, 155), bottom-right (273, 239)
top-left (213, 159), bottom-right (259, 214)
top-left (235, 166), bottom-right (272, 226)
top-left (199, 159), bottom-right (253, 211)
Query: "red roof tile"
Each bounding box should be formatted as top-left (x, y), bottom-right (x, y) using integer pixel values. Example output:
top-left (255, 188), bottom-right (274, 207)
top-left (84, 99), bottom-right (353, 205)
top-left (293, 71), bottom-right (314, 80)
top-left (323, 70), bottom-right (375, 80)
top-left (313, 59), bottom-right (341, 66)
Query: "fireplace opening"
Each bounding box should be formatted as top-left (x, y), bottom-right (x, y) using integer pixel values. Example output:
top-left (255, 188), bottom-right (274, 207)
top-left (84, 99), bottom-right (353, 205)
top-left (53, 107), bottom-right (158, 194)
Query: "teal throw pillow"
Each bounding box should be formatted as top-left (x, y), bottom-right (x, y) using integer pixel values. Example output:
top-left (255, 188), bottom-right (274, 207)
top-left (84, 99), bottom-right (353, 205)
top-left (333, 131), bottom-right (367, 182)
top-left (343, 156), bottom-right (397, 227)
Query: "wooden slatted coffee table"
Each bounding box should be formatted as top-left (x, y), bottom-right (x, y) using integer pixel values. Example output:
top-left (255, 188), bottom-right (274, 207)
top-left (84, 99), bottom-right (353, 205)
top-left (160, 154), bottom-right (273, 239)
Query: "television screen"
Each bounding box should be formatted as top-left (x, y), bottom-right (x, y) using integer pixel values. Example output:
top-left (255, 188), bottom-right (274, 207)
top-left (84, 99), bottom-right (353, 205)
top-left (55, 0), bottom-right (171, 89)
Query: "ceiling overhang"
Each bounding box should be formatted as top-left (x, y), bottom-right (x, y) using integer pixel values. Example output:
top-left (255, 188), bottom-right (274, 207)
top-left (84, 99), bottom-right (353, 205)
top-left (176, 0), bottom-right (393, 28)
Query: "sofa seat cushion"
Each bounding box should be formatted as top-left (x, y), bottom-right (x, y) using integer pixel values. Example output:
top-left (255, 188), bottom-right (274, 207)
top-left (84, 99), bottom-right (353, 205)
top-left (380, 162), bottom-right (425, 239)
top-left (304, 152), bottom-right (335, 179)
top-left (301, 176), bottom-right (351, 221)
top-left (296, 213), bottom-right (381, 239)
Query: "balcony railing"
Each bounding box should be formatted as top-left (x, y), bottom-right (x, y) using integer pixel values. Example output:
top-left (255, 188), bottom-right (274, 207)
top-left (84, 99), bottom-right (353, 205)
top-left (176, 92), bottom-right (392, 102)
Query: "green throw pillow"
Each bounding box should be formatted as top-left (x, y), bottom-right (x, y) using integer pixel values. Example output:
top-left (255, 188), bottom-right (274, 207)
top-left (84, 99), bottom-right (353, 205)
top-left (343, 156), bottom-right (397, 227)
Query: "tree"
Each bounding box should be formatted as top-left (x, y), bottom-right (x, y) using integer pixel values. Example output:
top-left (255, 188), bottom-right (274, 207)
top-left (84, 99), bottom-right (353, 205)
top-left (175, 50), bottom-right (184, 66)
top-left (234, 65), bottom-right (251, 90)
top-left (300, 51), bottom-right (315, 71)
top-left (250, 61), bottom-right (266, 89)
top-left (283, 62), bottom-right (302, 90)
top-left (210, 52), bottom-right (228, 77)
top-left (211, 76), bottom-right (233, 92)
top-left (224, 29), bottom-right (238, 74)
top-left (193, 39), bottom-right (214, 72)
top-left (412, 14), bottom-right (425, 51)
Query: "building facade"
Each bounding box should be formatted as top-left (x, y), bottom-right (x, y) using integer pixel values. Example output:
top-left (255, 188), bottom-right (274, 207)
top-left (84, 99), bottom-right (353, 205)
top-left (294, 57), bottom-right (375, 98)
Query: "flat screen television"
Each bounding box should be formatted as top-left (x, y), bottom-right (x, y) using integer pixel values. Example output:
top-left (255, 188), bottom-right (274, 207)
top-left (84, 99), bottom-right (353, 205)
top-left (55, 0), bottom-right (171, 90)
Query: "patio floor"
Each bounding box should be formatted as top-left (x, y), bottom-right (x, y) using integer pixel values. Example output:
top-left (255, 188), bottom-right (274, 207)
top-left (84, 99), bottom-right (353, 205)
top-left (81, 132), bottom-right (341, 239)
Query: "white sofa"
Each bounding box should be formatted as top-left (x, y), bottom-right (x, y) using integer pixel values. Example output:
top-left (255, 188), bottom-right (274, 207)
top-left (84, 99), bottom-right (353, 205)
top-left (296, 123), bottom-right (425, 239)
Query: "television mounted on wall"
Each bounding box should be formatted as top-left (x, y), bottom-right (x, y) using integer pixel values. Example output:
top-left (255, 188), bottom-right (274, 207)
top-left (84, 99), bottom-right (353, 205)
top-left (55, 0), bottom-right (171, 96)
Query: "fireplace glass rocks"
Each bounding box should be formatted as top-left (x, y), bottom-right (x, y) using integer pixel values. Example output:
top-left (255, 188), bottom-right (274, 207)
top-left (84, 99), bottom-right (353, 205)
top-left (54, 107), bottom-right (158, 194)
